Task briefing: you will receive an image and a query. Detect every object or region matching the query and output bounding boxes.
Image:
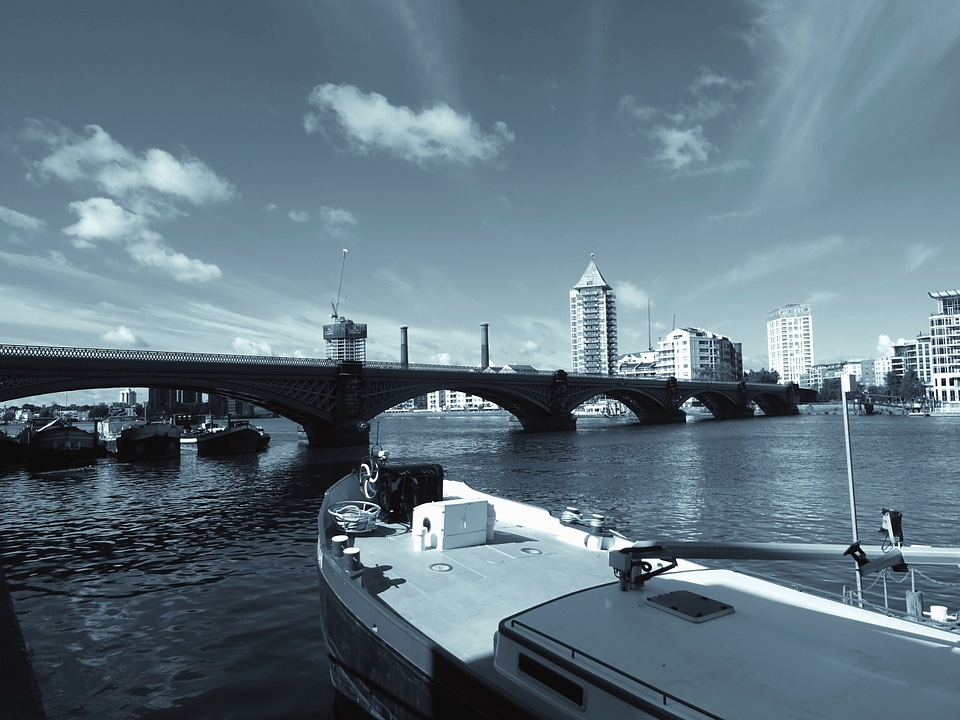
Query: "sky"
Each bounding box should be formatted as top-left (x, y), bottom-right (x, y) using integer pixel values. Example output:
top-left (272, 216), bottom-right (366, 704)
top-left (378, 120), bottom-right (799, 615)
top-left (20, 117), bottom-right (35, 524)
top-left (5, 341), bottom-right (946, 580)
top-left (2, 1), bottom-right (960, 405)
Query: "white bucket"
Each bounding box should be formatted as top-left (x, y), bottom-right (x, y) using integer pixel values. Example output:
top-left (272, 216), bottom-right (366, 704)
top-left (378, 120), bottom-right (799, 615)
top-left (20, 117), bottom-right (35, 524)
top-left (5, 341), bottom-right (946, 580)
top-left (930, 605), bottom-right (948, 622)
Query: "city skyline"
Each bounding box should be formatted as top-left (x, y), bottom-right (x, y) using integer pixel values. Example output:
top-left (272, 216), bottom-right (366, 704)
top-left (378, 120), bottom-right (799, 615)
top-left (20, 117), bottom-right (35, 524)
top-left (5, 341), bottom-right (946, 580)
top-left (3, 2), bottom-right (960, 405)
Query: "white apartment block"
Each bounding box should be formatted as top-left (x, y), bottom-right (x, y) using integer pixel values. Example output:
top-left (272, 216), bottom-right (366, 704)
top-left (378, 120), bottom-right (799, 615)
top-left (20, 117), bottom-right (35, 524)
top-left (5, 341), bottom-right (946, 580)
top-left (616, 351), bottom-right (658, 377)
top-left (892, 336), bottom-right (933, 390)
top-left (426, 390), bottom-right (498, 412)
top-left (656, 328), bottom-right (742, 381)
top-left (570, 257), bottom-right (618, 375)
top-left (767, 304), bottom-right (814, 386)
top-left (873, 356), bottom-right (893, 387)
top-left (927, 290), bottom-right (960, 405)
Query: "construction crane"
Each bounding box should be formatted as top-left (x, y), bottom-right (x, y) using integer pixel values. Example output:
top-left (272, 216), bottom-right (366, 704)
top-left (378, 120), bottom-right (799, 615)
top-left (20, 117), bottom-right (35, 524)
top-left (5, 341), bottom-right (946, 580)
top-left (331, 248), bottom-right (348, 320)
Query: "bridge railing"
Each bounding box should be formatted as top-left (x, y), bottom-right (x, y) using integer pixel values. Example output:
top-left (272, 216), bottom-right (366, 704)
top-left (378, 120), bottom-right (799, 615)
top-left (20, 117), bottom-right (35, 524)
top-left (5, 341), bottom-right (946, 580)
top-left (0, 344), bottom-right (339, 366)
top-left (0, 345), bottom-right (563, 374)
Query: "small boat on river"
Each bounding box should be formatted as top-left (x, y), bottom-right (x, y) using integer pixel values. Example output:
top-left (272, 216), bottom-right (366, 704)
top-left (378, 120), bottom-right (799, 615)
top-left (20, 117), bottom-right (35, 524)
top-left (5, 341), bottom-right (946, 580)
top-left (1, 431), bottom-right (26, 469)
top-left (115, 421), bottom-right (181, 462)
top-left (19, 418), bottom-right (107, 470)
top-left (317, 457), bottom-right (960, 720)
top-left (195, 419), bottom-right (269, 456)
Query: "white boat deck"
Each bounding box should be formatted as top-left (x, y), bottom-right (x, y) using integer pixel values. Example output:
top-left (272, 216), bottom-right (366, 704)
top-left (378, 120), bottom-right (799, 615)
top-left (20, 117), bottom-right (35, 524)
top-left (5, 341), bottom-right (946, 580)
top-left (344, 489), bottom-right (617, 666)
top-left (331, 480), bottom-right (960, 719)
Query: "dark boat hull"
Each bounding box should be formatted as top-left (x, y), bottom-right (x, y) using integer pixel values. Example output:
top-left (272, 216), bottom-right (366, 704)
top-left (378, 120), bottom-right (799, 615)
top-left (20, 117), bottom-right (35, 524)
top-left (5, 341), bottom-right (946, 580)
top-left (1, 434), bottom-right (27, 469)
top-left (319, 557), bottom-right (538, 720)
top-left (115, 424), bottom-right (181, 462)
top-left (195, 425), bottom-right (269, 456)
top-left (22, 423), bottom-right (106, 470)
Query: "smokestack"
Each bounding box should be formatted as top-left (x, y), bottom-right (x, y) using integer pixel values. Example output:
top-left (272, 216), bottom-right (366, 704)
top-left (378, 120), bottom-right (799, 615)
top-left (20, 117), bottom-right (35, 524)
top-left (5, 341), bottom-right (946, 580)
top-left (480, 323), bottom-right (489, 369)
top-left (400, 325), bottom-right (409, 368)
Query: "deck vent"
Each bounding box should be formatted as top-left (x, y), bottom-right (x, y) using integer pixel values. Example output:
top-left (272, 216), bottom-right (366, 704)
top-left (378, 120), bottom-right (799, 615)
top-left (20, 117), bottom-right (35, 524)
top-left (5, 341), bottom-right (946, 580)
top-left (646, 590), bottom-right (734, 623)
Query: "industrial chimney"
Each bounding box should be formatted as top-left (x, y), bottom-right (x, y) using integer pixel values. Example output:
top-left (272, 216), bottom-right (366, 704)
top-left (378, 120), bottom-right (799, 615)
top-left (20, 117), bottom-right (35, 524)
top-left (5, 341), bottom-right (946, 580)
top-left (480, 323), bottom-right (489, 369)
top-left (400, 325), bottom-right (409, 368)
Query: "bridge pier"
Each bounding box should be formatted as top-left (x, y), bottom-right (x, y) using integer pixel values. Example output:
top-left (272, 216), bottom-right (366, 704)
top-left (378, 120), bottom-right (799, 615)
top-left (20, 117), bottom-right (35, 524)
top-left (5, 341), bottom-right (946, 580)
top-left (301, 419), bottom-right (371, 448)
top-left (515, 413), bottom-right (577, 433)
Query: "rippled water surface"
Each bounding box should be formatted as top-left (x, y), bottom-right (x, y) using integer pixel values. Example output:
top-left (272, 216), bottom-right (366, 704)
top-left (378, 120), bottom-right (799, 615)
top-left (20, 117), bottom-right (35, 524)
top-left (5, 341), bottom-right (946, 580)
top-left (3, 411), bottom-right (960, 718)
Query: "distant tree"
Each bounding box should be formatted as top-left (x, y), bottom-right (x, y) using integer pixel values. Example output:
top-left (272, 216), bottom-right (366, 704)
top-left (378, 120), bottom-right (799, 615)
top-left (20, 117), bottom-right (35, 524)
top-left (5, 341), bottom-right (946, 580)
top-left (819, 377), bottom-right (842, 402)
top-left (899, 370), bottom-right (926, 401)
top-left (88, 403), bottom-right (111, 419)
top-left (743, 368), bottom-right (780, 384)
top-left (2, 408), bottom-right (15, 422)
top-left (885, 371), bottom-right (902, 398)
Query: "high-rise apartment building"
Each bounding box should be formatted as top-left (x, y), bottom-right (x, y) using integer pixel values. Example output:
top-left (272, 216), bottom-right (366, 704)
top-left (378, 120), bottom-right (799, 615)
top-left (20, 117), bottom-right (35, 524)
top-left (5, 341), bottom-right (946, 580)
top-left (570, 257), bottom-right (618, 375)
top-left (927, 290), bottom-right (960, 405)
top-left (767, 304), bottom-right (814, 386)
top-left (656, 327), bottom-right (742, 381)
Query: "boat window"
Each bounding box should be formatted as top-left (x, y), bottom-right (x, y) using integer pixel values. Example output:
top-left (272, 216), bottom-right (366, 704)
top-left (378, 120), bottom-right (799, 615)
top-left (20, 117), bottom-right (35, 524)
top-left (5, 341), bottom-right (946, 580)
top-left (518, 652), bottom-right (584, 707)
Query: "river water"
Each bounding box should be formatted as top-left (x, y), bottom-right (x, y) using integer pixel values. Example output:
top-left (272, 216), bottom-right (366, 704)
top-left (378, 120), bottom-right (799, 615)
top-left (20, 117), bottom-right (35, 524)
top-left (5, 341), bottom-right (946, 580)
top-left (3, 411), bottom-right (960, 719)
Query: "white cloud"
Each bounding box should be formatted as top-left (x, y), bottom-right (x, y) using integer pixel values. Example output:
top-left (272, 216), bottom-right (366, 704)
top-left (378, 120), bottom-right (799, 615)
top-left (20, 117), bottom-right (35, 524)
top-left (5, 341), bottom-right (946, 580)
top-left (64, 197), bottom-right (158, 245)
top-left (876, 334), bottom-right (907, 358)
top-left (651, 125), bottom-right (714, 171)
top-left (126, 237), bottom-right (222, 282)
top-left (26, 121), bottom-right (235, 205)
top-left (319, 206), bottom-right (357, 237)
top-left (288, 209), bottom-right (310, 223)
top-left (614, 280), bottom-right (650, 311)
top-left (230, 337), bottom-right (273, 355)
top-left (0, 205), bottom-right (45, 232)
top-left (303, 83), bottom-right (515, 165)
top-left (63, 197), bottom-right (221, 282)
top-left (102, 325), bottom-right (147, 347)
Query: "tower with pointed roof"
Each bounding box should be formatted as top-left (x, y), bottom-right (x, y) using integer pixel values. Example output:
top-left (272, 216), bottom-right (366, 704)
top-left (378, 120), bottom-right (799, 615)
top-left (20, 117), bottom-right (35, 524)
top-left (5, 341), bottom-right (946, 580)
top-left (570, 256), bottom-right (618, 374)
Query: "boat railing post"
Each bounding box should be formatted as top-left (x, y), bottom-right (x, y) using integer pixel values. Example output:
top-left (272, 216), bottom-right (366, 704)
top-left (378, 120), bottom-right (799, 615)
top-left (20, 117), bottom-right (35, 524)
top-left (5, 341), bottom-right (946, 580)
top-left (841, 374), bottom-right (863, 605)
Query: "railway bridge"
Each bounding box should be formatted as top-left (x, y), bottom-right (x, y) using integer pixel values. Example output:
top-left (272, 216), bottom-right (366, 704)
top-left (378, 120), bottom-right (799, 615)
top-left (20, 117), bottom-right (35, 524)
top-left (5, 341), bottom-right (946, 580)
top-left (0, 345), bottom-right (811, 448)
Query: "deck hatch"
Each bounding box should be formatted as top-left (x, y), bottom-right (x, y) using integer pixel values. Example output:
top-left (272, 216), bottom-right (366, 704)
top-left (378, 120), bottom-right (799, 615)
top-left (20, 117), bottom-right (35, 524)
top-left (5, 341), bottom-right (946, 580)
top-left (646, 590), bottom-right (734, 623)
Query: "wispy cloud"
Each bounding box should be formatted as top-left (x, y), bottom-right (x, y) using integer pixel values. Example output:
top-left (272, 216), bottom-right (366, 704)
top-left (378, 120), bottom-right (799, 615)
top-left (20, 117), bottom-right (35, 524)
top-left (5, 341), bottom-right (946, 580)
top-left (319, 206), bottom-right (357, 238)
top-left (0, 205), bottom-right (45, 232)
top-left (288, 209), bottom-right (310, 223)
top-left (748, 3), bottom-right (960, 196)
top-left (620, 67), bottom-right (748, 174)
top-left (303, 83), bottom-right (515, 166)
top-left (704, 235), bottom-right (848, 292)
top-left (706, 207), bottom-right (759, 223)
top-left (904, 243), bottom-right (941, 272)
